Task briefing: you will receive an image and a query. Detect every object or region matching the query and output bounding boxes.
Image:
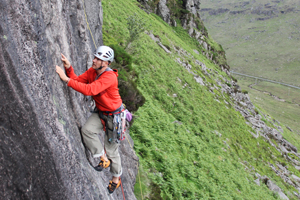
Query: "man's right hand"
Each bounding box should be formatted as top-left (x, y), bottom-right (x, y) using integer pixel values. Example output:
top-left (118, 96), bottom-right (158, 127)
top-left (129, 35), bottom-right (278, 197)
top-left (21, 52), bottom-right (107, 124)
top-left (61, 53), bottom-right (71, 69)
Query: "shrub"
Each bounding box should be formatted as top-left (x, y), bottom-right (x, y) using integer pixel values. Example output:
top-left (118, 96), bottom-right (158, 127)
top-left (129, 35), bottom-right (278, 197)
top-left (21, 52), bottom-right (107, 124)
top-left (126, 13), bottom-right (149, 49)
top-left (231, 76), bottom-right (238, 82)
top-left (110, 44), bottom-right (133, 70)
top-left (242, 90), bottom-right (249, 94)
top-left (225, 82), bottom-right (232, 87)
top-left (147, 0), bottom-right (160, 10)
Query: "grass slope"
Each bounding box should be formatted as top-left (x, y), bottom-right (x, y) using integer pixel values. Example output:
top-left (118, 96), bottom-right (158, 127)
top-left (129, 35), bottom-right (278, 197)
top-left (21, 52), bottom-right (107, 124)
top-left (102, 0), bottom-right (300, 199)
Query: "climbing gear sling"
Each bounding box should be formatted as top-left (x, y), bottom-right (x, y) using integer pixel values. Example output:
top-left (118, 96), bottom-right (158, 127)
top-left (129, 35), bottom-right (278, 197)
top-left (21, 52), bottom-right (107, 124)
top-left (98, 104), bottom-right (126, 143)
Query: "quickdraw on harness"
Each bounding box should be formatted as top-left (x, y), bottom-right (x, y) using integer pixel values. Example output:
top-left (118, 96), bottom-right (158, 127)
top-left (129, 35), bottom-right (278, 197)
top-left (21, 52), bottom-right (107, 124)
top-left (99, 104), bottom-right (126, 143)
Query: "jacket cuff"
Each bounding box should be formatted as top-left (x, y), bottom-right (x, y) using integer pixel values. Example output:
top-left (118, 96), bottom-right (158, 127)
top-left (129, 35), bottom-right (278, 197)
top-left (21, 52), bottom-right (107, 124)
top-left (65, 66), bottom-right (73, 74)
top-left (67, 78), bottom-right (72, 86)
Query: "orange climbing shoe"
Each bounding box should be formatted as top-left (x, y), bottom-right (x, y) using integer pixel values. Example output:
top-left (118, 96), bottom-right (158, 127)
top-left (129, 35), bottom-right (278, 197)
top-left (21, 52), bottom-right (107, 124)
top-left (94, 157), bottom-right (111, 171)
top-left (107, 180), bottom-right (121, 194)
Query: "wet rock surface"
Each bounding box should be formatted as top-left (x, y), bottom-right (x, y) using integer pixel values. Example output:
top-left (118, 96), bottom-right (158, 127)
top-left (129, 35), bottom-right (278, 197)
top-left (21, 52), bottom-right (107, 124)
top-left (0, 0), bottom-right (137, 199)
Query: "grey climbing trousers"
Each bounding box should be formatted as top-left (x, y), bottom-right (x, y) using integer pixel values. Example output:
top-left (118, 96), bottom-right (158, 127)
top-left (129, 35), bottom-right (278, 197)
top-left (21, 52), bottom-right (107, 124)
top-left (81, 113), bottom-right (122, 177)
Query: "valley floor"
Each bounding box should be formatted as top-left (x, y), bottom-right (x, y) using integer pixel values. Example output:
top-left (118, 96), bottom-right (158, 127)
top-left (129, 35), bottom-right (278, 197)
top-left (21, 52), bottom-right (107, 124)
top-left (237, 76), bottom-right (300, 150)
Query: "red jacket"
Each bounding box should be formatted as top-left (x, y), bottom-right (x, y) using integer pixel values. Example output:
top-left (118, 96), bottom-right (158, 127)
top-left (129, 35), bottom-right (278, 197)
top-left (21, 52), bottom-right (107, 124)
top-left (66, 66), bottom-right (122, 112)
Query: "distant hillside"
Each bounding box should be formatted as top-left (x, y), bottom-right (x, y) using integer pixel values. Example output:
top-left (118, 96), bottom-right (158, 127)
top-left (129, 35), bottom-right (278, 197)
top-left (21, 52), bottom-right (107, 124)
top-left (199, 0), bottom-right (300, 145)
top-left (200, 0), bottom-right (300, 86)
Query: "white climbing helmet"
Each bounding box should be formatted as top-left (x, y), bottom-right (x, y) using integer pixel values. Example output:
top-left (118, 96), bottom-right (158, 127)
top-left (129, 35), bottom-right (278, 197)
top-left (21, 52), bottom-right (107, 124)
top-left (94, 46), bottom-right (114, 63)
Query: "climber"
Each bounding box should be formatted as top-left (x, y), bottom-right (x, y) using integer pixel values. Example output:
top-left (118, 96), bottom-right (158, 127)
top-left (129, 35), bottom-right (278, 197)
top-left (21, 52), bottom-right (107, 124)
top-left (55, 46), bottom-right (123, 194)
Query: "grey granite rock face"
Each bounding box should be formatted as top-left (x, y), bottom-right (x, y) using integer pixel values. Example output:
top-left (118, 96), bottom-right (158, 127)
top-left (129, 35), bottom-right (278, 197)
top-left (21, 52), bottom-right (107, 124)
top-left (0, 0), bottom-right (137, 199)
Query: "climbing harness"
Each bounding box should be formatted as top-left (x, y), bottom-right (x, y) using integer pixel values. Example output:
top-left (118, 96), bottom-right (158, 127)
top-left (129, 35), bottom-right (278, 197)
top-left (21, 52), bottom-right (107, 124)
top-left (99, 104), bottom-right (126, 143)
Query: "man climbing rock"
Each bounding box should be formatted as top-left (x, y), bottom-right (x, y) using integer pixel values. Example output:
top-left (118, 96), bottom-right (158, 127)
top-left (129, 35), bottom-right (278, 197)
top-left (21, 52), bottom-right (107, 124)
top-left (55, 46), bottom-right (123, 194)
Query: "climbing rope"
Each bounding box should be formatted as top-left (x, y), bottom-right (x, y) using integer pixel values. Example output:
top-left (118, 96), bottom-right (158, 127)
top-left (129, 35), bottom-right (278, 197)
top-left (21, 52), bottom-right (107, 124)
top-left (80, 0), bottom-right (97, 49)
top-left (120, 178), bottom-right (126, 200)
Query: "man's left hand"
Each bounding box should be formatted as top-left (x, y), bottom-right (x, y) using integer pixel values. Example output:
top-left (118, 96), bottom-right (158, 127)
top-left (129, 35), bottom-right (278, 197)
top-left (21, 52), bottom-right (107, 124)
top-left (56, 65), bottom-right (70, 83)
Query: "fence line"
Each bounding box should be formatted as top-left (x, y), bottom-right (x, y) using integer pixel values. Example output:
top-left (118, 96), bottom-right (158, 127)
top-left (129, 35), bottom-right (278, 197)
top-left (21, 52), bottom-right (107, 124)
top-left (231, 71), bottom-right (300, 90)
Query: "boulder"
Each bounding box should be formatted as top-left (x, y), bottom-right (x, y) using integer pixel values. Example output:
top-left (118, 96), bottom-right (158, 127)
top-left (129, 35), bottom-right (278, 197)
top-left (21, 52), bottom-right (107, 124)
top-left (171, 18), bottom-right (177, 27)
top-left (183, 0), bottom-right (201, 17)
top-left (281, 139), bottom-right (297, 153)
top-left (292, 175), bottom-right (300, 183)
top-left (276, 163), bottom-right (290, 176)
top-left (286, 126), bottom-right (293, 132)
top-left (254, 178), bottom-right (260, 186)
top-left (269, 129), bottom-right (283, 141)
top-left (0, 0), bottom-right (137, 199)
top-left (203, 41), bottom-right (208, 50)
top-left (195, 60), bottom-right (207, 72)
top-left (266, 180), bottom-right (289, 200)
top-left (248, 130), bottom-right (259, 139)
top-left (157, 0), bottom-right (170, 24)
top-left (255, 173), bottom-right (261, 179)
top-left (193, 49), bottom-right (199, 55)
top-left (194, 75), bottom-right (205, 86)
top-left (193, 30), bottom-right (202, 39)
top-left (158, 42), bottom-right (172, 54)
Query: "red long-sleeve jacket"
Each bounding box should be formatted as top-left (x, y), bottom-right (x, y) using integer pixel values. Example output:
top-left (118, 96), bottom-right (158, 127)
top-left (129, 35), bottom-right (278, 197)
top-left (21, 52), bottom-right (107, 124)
top-left (66, 66), bottom-right (122, 112)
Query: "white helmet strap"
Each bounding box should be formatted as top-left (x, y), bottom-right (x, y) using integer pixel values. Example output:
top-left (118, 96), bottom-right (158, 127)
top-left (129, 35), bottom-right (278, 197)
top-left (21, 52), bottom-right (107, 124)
top-left (95, 60), bottom-right (104, 71)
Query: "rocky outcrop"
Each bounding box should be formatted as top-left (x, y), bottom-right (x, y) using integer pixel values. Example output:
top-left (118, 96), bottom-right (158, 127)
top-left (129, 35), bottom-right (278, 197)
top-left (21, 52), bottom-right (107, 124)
top-left (180, 0), bottom-right (206, 38)
top-left (157, 0), bottom-right (170, 24)
top-left (0, 0), bottom-right (137, 199)
top-left (261, 176), bottom-right (290, 200)
top-left (183, 0), bottom-right (201, 18)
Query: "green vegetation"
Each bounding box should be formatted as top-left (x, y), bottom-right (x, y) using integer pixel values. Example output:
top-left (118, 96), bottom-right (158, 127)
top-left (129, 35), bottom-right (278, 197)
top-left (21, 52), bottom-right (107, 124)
top-left (102, 0), bottom-right (299, 199)
top-left (111, 44), bottom-right (133, 70)
top-left (126, 13), bottom-right (149, 49)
